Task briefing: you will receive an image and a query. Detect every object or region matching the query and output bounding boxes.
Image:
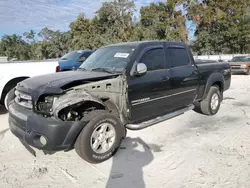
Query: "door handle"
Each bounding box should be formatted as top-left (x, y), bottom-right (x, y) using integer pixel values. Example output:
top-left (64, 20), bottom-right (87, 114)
top-left (161, 76), bottom-right (169, 81)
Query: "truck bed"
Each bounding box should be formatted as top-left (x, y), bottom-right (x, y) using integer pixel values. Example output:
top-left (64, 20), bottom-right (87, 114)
top-left (195, 60), bottom-right (231, 100)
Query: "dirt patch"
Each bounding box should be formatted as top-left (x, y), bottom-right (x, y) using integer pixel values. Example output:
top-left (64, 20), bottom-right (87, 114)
top-left (188, 116), bottom-right (240, 130)
top-left (232, 101), bottom-right (250, 107)
top-left (173, 115), bottom-right (241, 137)
top-left (143, 143), bottom-right (163, 153)
top-left (28, 167), bottom-right (48, 179)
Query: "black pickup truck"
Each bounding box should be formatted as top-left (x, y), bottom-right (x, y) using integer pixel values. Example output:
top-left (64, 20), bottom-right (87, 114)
top-left (8, 41), bottom-right (231, 163)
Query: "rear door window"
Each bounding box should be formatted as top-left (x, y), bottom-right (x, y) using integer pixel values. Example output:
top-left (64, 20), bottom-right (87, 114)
top-left (167, 47), bottom-right (190, 68)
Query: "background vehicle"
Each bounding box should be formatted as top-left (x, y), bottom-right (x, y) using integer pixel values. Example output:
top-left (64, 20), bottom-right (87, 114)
top-left (56, 50), bottom-right (94, 72)
top-left (0, 60), bottom-right (58, 110)
top-left (195, 59), bottom-right (219, 64)
top-left (8, 41), bottom-right (231, 164)
top-left (229, 56), bottom-right (250, 75)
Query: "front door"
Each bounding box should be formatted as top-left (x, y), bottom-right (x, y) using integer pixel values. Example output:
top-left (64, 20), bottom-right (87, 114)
top-left (127, 46), bottom-right (171, 123)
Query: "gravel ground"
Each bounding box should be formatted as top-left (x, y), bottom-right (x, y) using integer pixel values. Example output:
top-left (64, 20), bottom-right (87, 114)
top-left (0, 75), bottom-right (250, 188)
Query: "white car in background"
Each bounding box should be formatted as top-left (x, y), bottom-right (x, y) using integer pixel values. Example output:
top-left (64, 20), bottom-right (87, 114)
top-left (0, 60), bottom-right (58, 110)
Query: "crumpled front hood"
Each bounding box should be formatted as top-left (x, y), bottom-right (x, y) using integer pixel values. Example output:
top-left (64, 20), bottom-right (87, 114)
top-left (16, 70), bottom-right (118, 101)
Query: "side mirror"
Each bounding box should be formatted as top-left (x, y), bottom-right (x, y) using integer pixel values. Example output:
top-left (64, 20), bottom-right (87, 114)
top-left (136, 63), bottom-right (147, 75)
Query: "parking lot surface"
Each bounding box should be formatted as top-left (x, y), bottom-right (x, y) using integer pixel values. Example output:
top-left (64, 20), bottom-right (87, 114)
top-left (0, 75), bottom-right (250, 188)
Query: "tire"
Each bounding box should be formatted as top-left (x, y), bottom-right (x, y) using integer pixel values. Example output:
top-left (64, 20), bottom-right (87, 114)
top-left (194, 86), bottom-right (222, 116)
top-left (74, 110), bottom-right (125, 164)
top-left (4, 88), bottom-right (15, 111)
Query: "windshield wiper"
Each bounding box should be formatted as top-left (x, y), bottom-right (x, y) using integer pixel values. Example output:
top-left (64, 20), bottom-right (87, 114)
top-left (90, 67), bottom-right (116, 74)
top-left (77, 67), bottom-right (88, 71)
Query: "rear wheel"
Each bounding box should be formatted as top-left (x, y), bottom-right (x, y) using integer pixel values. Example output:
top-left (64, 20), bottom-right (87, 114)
top-left (194, 86), bottom-right (222, 116)
top-left (74, 110), bottom-right (125, 164)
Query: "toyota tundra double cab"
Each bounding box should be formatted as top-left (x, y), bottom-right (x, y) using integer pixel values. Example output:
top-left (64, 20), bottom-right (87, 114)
top-left (8, 41), bottom-right (231, 164)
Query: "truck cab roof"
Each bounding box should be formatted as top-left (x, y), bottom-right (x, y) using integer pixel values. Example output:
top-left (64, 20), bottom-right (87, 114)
top-left (105, 40), bottom-right (187, 48)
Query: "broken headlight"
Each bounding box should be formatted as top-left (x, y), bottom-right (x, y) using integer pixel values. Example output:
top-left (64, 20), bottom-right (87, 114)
top-left (37, 95), bottom-right (55, 113)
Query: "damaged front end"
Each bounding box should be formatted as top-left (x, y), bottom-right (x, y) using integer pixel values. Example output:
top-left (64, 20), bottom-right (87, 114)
top-left (9, 75), bottom-right (128, 155)
top-left (53, 90), bottom-right (106, 122)
top-left (47, 75), bottom-right (128, 124)
top-left (27, 86), bottom-right (107, 122)
top-left (36, 95), bottom-right (58, 115)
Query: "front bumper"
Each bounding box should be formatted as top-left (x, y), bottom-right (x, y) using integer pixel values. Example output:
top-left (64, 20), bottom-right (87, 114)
top-left (8, 101), bottom-right (88, 152)
top-left (231, 68), bottom-right (248, 73)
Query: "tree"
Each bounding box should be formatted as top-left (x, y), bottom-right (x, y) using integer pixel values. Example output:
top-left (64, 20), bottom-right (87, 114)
top-left (23, 30), bottom-right (36, 43)
top-left (70, 1), bottom-right (136, 50)
top-left (0, 41), bottom-right (5, 56)
top-left (188, 0), bottom-right (250, 54)
top-left (1, 0), bottom-right (249, 60)
top-left (0, 34), bottom-right (30, 60)
top-left (94, 1), bottom-right (135, 43)
top-left (35, 27), bottom-right (72, 59)
top-left (140, 1), bottom-right (188, 42)
top-left (70, 13), bottom-right (93, 49)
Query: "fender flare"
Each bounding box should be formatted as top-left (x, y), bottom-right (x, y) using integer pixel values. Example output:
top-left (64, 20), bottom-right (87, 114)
top-left (202, 72), bottom-right (225, 100)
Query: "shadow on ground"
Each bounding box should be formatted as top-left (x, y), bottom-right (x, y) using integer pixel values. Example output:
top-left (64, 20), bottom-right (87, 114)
top-left (0, 128), bottom-right (9, 140)
top-left (105, 137), bottom-right (155, 188)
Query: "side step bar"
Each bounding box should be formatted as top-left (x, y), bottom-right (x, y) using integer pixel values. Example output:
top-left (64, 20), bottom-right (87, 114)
top-left (126, 104), bottom-right (194, 130)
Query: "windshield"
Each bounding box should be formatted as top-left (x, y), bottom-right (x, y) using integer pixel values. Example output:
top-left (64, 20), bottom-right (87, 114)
top-left (79, 46), bottom-right (135, 73)
top-left (231, 56), bottom-right (250, 62)
top-left (60, 51), bottom-right (83, 60)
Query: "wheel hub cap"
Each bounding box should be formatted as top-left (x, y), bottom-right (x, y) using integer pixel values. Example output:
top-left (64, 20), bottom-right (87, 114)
top-left (211, 93), bottom-right (219, 110)
top-left (90, 122), bottom-right (116, 154)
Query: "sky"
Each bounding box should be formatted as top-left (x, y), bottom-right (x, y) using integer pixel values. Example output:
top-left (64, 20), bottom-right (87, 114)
top-left (0, 0), bottom-right (196, 40)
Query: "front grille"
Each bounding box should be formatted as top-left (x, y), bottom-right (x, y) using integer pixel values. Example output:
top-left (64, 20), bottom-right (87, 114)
top-left (231, 65), bottom-right (241, 69)
top-left (14, 89), bottom-right (33, 109)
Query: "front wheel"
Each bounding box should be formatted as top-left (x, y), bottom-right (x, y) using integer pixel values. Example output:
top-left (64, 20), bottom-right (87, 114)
top-left (74, 110), bottom-right (125, 164)
top-left (194, 86), bottom-right (222, 116)
top-left (245, 67), bottom-right (250, 75)
top-left (4, 88), bottom-right (15, 111)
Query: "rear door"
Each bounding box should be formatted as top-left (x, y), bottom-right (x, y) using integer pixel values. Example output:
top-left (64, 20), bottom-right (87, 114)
top-left (127, 45), bottom-right (171, 123)
top-left (166, 46), bottom-right (199, 109)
